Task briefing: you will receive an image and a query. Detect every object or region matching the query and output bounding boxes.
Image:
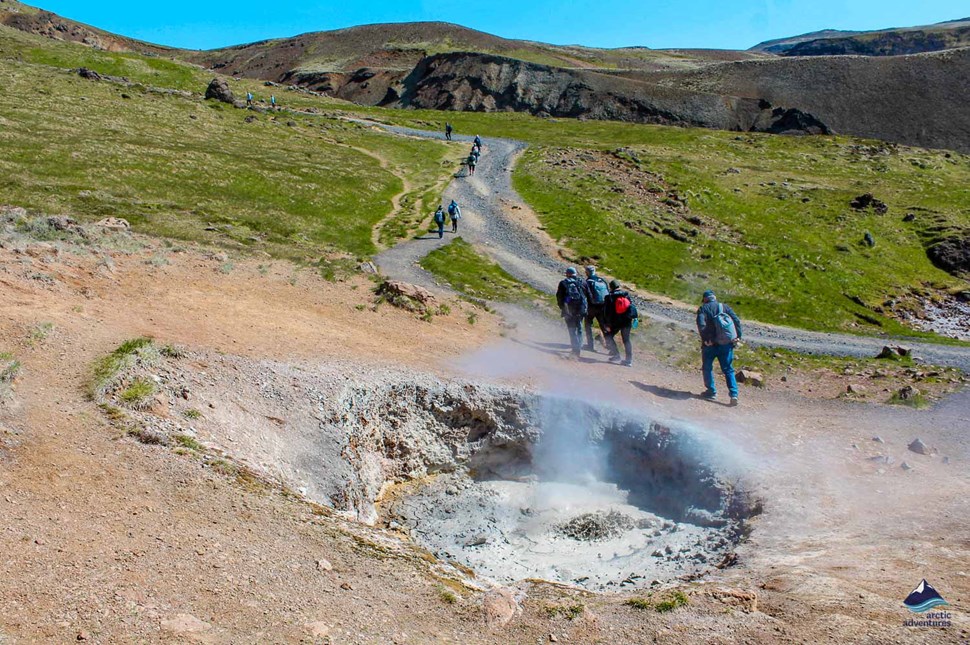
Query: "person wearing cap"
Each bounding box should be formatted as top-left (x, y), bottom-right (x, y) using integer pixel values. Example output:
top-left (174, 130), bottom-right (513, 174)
top-left (603, 279), bottom-right (638, 367)
top-left (582, 266), bottom-right (610, 351)
top-left (696, 289), bottom-right (743, 405)
top-left (556, 267), bottom-right (589, 358)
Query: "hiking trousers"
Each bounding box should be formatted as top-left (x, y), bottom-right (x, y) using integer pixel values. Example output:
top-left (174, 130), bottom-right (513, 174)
top-left (584, 304), bottom-right (607, 348)
top-left (564, 315), bottom-right (584, 356)
top-left (702, 343), bottom-right (738, 398)
top-left (606, 325), bottom-right (633, 363)
top-left (451, 218), bottom-right (459, 233)
top-left (437, 222), bottom-right (444, 239)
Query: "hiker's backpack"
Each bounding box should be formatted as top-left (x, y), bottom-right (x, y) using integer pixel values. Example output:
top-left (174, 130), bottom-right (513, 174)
top-left (448, 202), bottom-right (457, 216)
top-left (563, 278), bottom-right (586, 316)
top-left (614, 295), bottom-right (631, 316)
top-left (434, 210), bottom-right (445, 224)
top-left (713, 303), bottom-right (738, 345)
top-left (587, 277), bottom-right (609, 305)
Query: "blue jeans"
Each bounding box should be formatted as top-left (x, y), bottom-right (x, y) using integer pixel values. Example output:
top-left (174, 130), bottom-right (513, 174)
top-left (565, 315), bottom-right (584, 356)
top-left (702, 343), bottom-right (738, 398)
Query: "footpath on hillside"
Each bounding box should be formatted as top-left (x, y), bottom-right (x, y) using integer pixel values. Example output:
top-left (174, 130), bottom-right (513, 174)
top-left (361, 119), bottom-right (970, 372)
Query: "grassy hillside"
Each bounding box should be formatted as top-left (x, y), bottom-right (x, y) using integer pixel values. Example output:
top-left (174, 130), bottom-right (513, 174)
top-left (355, 109), bottom-right (970, 337)
top-left (0, 27), bottom-right (456, 260)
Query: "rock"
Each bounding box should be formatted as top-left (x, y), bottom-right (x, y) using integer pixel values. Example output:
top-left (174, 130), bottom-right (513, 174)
top-left (244, 115), bottom-right (257, 123)
top-left (340, 582), bottom-right (353, 590)
top-left (872, 436), bottom-right (884, 443)
top-left (863, 231), bottom-right (876, 247)
top-left (161, 614), bottom-right (210, 636)
top-left (901, 462), bottom-right (913, 471)
top-left (549, 634), bottom-right (558, 642)
top-left (877, 345), bottom-right (910, 359)
top-left (850, 193), bottom-right (888, 214)
top-left (94, 217), bottom-right (130, 231)
top-left (305, 622), bottom-right (330, 639)
top-left (76, 630), bottom-right (89, 641)
top-left (316, 558), bottom-right (333, 571)
top-left (846, 384), bottom-right (866, 395)
top-left (482, 587), bottom-right (520, 627)
top-left (358, 261), bottom-right (379, 275)
top-left (908, 438), bottom-right (929, 455)
top-left (903, 213), bottom-right (916, 222)
top-left (737, 370), bottom-right (764, 387)
top-left (46, 215), bottom-right (79, 231)
top-left (897, 385), bottom-right (921, 401)
top-left (926, 231), bottom-right (970, 277)
top-left (204, 78), bottom-right (234, 104)
top-left (376, 280), bottom-right (438, 312)
top-left (464, 534), bottom-right (488, 547)
top-left (231, 100), bottom-right (246, 109)
top-left (77, 67), bottom-right (101, 81)
top-left (942, 456), bottom-right (950, 465)
top-left (869, 455), bottom-right (893, 465)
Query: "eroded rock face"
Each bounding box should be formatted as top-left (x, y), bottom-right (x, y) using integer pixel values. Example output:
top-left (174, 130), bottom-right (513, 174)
top-left (927, 231), bottom-right (970, 277)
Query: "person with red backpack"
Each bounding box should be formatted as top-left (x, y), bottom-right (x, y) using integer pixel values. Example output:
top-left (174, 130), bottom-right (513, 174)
top-left (582, 266), bottom-right (610, 351)
top-left (556, 267), bottom-right (589, 358)
top-left (696, 289), bottom-right (743, 406)
top-left (603, 280), bottom-right (638, 367)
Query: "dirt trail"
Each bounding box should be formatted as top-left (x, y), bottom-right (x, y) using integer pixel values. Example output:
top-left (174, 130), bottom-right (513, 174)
top-left (364, 120), bottom-right (970, 371)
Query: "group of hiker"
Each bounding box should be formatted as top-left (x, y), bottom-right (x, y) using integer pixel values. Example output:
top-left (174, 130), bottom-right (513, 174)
top-left (432, 200), bottom-right (462, 239)
top-left (557, 268), bottom-right (743, 405)
top-left (245, 91), bottom-right (277, 110)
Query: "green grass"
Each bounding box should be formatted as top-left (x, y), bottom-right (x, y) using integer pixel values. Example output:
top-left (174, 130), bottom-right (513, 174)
top-left (0, 352), bottom-right (20, 382)
top-left (420, 237), bottom-right (548, 306)
top-left (625, 591), bottom-right (690, 613)
top-left (542, 603), bottom-right (586, 620)
top-left (0, 31), bottom-right (454, 261)
top-left (90, 337), bottom-right (156, 399)
top-left (174, 434), bottom-right (204, 451)
top-left (119, 377), bottom-right (156, 408)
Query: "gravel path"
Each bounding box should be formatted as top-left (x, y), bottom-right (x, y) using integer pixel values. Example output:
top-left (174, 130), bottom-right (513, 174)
top-left (365, 120), bottom-right (970, 372)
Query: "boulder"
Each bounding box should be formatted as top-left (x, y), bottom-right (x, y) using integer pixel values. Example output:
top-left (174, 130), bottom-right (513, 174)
top-left (846, 384), bottom-right (866, 395)
top-left (482, 587), bottom-right (521, 627)
top-left (907, 438), bottom-right (929, 455)
top-left (897, 385), bottom-right (921, 401)
top-left (737, 370), bottom-right (764, 387)
top-left (850, 193), bottom-right (888, 214)
top-left (77, 67), bottom-right (101, 81)
top-left (926, 231), bottom-right (970, 277)
top-left (877, 345), bottom-right (910, 359)
top-left (376, 280), bottom-right (438, 312)
top-left (204, 78), bottom-right (234, 104)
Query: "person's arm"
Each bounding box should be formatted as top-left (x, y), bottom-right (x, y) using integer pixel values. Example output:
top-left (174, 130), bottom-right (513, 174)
top-left (696, 307), bottom-right (708, 341)
top-left (556, 282), bottom-right (565, 312)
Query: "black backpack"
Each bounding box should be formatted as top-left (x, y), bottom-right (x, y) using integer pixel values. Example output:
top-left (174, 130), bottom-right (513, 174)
top-left (563, 278), bottom-right (586, 316)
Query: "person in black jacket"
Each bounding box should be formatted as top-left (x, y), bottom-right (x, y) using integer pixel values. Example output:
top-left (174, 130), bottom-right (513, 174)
top-left (603, 280), bottom-right (637, 367)
top-left (582, 266), bottom-right (610, 352)
top-left (696, 289), bottom-right (743, 405)
top-left (556, 267), bottom-right (589, 358)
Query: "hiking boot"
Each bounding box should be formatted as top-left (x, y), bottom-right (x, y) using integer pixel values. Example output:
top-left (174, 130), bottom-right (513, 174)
top-left (608, 354), bottom-right (622, 363)
top-left (583, 344), bottom-right (595, 352)
top-left (729, 397), bottom-right (739, 407)
top-left (701, 390), bottom-right (717, 400)
top-left (621, 360), bottom-right (633, 367)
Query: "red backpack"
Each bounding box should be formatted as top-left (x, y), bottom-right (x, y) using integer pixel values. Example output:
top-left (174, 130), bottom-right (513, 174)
top-left (614, 296), bottom-right (631, 315)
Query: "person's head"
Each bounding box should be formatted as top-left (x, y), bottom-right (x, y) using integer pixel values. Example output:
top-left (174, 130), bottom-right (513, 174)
top-left (565, 267), bottom-right (577, 278)
top-left (585, 266), bottom-right (596, 277)
top-left (609, 279), bottom-right (621, 292)
top-left (703, 290), bottom-right (717, 303)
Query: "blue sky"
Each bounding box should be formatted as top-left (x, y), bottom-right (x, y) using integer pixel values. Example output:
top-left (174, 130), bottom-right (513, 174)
top-left (34, 0), bottom-right (970, 51)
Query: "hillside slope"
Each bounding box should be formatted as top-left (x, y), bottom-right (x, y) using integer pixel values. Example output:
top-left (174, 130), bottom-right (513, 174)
top-left (752, 18), bottom-right (970, 56)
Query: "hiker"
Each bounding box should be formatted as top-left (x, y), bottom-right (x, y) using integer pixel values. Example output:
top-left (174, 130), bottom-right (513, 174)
top-left (696, 290), bottom-right (743, 406)
top-left (583, 266), bottom-right (610, 351)
top-left (603, 280), bottom-right (638, 367)
top-left (445, 123), bottom-right (453, 140)
top-left (474, 134), bottom-right (482, 150)
top-left (467, 153), bottom-right (477, 176)
top-left (448, 200), bottom-right (462, 233)
top-left (270, 95), bottom-right (277, 110)
top-left (433, 206), bottom-right (446, 239)
top-left (471, 146), bottom-right (480, 162)
top-left (246, 91), bottom-right (254, 107)
top-left (556, 267), bottom-right (589, 358)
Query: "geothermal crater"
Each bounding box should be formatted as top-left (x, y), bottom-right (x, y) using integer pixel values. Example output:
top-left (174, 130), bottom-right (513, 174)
top-left (112, 353), bottom-right (762, 591)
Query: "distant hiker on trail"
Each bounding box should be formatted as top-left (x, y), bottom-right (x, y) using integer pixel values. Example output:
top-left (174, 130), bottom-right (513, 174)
top-left (696, 290), bottom-right (742, 406)
top-left (556, 267), bottom-right (589, 358)
top-left (467, 153), bottom-right (477, 176)
top-left (603, 279), bottom-right (638, 367)
top-left (433, 206), bottom-right (446, 239)
top-left (445, 123), bottom-right (453, 140)
top-left (448, 200), bottom-right (462, 233)
top-left (474, 135), bottom-right (482, 150)
top-left (583, 266), bottom-right (610, 351)
top-left (270, 95), bottom-right (277, 110)
top-left (246, 91), bottom-right (254, 107)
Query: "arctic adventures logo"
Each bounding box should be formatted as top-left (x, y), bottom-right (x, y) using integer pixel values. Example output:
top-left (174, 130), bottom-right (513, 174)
top-left (902, 579), bottom-right (951, 628)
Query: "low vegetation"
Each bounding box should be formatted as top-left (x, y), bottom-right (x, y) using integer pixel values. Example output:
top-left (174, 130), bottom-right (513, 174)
top-left (624, 590), bottom-right (690, 613)
top-left (89, 337), bottom-right (157, 399)
top-left (541, 602), bottom-right (586, 620)
top-left (420, 237), bottom-right (548, 307)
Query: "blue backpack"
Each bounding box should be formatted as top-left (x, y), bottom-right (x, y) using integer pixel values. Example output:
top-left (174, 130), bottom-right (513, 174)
top-left (713, 304), bottom-right (738, 345)
top-left (587, 277), bottom-right (609, 305)
top-left (563, 278), bottom-right (586, 316)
